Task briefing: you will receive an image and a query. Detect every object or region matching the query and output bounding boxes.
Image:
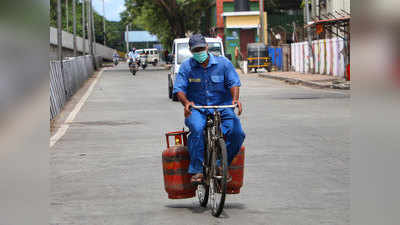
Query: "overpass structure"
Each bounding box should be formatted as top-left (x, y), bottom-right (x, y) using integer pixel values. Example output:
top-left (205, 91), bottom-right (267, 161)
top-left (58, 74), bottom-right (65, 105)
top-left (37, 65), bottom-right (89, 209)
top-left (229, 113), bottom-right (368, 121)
top-left (49, 27), bottom-right (115, 61)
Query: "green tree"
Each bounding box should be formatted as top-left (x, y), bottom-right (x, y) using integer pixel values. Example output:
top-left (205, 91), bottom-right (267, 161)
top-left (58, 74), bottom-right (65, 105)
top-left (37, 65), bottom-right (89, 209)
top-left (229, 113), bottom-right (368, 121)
top-left (121, 0), bottom-right (213, 50)
top-left (50, 0), bottom-right (127, 51)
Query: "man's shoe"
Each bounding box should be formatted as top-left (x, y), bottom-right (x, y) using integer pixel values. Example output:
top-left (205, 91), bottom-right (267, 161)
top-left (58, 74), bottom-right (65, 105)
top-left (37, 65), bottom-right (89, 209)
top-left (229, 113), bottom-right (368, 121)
top-left (190, 173), bottom-right (203, 185)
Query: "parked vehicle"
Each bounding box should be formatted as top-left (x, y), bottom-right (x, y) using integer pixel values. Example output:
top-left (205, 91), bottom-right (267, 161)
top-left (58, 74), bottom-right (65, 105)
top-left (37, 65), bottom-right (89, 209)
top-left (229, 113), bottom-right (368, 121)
top-left (247, 43), bottom-right (272, 72)
top-left (168, 37), bottom-right (225, 101)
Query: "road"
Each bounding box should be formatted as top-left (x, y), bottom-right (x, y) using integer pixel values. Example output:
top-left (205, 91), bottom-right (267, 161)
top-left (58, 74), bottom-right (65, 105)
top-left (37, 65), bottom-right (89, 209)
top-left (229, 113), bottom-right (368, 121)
top-left (51, 62), bottom-right (350, 225)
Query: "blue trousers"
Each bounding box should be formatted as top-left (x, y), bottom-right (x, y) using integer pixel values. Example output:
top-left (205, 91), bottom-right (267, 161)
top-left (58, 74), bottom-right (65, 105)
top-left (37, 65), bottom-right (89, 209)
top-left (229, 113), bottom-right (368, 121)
top-left (185, 109), bottom-right (245, 174)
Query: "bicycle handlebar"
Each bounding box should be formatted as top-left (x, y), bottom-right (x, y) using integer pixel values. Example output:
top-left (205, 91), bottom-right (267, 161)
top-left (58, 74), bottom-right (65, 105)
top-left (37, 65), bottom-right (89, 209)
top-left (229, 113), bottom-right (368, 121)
top-left (190, 104), bottom-right (237, 109)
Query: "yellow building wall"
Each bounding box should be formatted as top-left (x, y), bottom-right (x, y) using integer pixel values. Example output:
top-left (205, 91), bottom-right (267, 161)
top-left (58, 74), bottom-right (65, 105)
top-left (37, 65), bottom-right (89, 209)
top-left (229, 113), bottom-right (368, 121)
top-left (226, 15), bottom-right (260, 27)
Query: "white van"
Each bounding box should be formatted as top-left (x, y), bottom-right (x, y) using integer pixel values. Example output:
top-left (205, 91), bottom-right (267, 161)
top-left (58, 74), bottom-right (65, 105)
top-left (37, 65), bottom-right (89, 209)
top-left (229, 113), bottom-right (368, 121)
top-left (168, 37), bottom-right (225, 101)
top-left (143, 48), bottom-right (160, 66)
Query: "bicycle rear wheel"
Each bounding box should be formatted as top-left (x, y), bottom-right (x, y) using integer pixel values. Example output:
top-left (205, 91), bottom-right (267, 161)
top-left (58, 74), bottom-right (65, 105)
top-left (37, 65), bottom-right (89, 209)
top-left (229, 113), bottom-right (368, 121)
top-left (210, 138), bottom-right (228, 217)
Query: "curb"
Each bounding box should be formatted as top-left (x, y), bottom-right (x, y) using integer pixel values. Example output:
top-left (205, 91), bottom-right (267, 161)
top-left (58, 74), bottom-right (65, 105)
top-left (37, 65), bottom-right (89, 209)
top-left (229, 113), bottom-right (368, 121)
top-left (259, 73), bottom-right (350, 90)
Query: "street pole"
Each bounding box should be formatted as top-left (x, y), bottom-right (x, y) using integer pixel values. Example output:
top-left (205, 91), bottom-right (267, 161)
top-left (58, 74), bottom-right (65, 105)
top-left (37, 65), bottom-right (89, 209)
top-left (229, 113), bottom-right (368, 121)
top-left (259, 0), bottom-right (264, 44)
top-left (126, 24), bottom-right (129, 55)
top-left (87, 0), bottom-right (93, 58)
top-left (91, 0), bottom-right (96, 55)
top-left (73, 0), bottom-right (77, 56)
top-left (66, 0), bottom-right (69, 31)
top-left (57, 0), bottom-right (63, 61)
top-left (311, 0), bottom-right (316, 19)
top-left (305, 0), bottom-right (314, 74)
top-left (82, 0), bottom-right (86, 55)
top-left (103, 0), bottom-right (106, 46)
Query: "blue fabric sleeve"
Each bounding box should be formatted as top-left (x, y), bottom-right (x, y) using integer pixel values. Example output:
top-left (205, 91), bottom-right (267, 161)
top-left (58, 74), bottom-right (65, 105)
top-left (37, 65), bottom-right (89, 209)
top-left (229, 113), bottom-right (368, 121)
top-left (173, 64), bottom-right (188, 95)
top-left (224, 58), bottom-right (241, 89)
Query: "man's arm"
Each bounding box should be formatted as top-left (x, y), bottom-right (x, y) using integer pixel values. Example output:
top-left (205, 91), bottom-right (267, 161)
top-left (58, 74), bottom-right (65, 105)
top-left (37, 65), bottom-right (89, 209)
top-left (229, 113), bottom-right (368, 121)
top-left (177, 92), bottom-right (194, 118)
top-left (173, 63), bottom-right (192, 117)
top-left (230, 86), bottom-right (239, 101)
top-left (230, 86), bottom-right (242, 115)
top-left (177, 92), bottom-right (190, 107)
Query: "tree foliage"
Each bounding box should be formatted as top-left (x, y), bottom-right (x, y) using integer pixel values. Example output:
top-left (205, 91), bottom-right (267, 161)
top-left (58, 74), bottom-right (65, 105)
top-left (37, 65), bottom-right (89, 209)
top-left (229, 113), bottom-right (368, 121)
top-left (121, 0), bottom-right (213, 50)
top-left (50, 0), bottom-right (127, 52)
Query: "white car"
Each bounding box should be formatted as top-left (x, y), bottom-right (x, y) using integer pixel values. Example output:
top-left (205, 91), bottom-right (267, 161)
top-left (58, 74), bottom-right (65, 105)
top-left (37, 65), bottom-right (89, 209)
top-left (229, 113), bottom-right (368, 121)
top-left (168, 37), bottom-right (225, 101)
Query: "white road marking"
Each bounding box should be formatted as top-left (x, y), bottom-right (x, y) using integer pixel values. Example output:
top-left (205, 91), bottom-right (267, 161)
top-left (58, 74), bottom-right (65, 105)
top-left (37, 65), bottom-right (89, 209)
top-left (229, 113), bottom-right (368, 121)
top-left (50, 69), bottom-right (105, 148)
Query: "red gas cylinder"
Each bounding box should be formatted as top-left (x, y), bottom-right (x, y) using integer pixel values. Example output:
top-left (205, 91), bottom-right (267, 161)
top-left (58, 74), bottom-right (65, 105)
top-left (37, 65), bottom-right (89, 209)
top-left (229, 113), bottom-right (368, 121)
top-left (227, 146), bottom-right (245, 194)
top-left (162, 131), bottom-right (195, 199)
top-left (346, 64), bottom-right (350, 81)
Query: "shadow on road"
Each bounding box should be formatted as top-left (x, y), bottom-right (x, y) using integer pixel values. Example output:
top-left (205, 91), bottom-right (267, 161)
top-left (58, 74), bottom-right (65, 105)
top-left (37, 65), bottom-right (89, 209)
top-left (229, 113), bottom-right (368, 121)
top-left (165, 203), bottom-right (207, 214)
top-left (165, 202), bottom-right (246, 217)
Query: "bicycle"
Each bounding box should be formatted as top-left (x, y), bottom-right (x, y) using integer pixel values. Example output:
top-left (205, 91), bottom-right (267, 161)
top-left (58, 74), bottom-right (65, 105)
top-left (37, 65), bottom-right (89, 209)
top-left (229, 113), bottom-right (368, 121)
top-left (189, 104), bottom-right (237, 217)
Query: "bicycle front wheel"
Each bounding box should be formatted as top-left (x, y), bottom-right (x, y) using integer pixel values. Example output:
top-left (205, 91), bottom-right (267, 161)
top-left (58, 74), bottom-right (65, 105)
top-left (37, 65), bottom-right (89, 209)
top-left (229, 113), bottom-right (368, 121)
top-left (210, 137), bottom-right (228, 217)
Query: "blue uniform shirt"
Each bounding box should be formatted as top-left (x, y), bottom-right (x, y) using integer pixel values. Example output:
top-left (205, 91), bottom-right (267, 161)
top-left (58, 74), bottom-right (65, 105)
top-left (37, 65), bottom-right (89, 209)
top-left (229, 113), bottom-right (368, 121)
top-left (173, 53), bottom-right (241, 106)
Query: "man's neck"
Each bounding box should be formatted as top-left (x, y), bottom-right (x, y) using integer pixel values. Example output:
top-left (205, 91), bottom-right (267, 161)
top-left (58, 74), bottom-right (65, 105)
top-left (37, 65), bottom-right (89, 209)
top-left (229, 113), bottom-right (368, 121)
top-left (201, 55), bottom-right (210, 68)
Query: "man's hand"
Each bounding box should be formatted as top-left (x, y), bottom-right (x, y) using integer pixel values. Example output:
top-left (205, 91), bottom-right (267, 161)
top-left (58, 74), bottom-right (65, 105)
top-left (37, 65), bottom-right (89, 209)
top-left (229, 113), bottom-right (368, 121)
top-left (232, 100), bottom-right (242, 115)
top-left (184, 101), bottom-right (195, 118)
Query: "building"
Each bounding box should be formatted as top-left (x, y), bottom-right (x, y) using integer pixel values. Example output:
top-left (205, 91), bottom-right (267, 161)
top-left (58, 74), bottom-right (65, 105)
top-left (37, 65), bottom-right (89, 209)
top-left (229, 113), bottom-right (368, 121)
top-left (210, 0), bottom-right (264, 66)
top-left (210, 0), bottom-right (304, 66)
top-left (290, 0), bottom-right (351, 77)
top-left (125, 31), bottom-right (160, 50)
top-left (317, 0), bottom-right (351, 18)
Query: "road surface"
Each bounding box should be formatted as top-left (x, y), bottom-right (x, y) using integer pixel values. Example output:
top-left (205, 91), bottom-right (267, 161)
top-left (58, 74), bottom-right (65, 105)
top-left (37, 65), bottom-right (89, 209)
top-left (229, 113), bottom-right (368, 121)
top-left (51, 62), bottom-right (350, 225)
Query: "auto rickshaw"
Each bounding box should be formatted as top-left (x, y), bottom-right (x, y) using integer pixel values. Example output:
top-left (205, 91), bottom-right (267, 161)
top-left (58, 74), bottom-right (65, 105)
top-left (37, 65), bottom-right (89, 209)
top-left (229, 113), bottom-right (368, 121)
top-left (247, 43), bottom-right (272, 72)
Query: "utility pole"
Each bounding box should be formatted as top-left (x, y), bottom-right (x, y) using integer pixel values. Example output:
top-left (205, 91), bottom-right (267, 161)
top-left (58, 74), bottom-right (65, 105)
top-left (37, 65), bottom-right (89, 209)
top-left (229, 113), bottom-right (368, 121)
top-left (259, 0), bottom-right (264, 43)
top-left (82, 0), bottom-right (86, 55)
top-left (73, 0), bottom-right (77, 56)
top-left (66, 0), bottom-right (69, 31)
top-left (126, 24), bottom-right (129, 54)
top-left (305, 0), bottom-right (314, 74)
top-left (87, 0), bottom-right (93, 58)
top-left (57, 0), bottom-right (63, 61)
top-left (103, 0), bottom-right (106, 46)
top-left (91, 0), bottom-right (96, 55)
top-left (311, 0), bottom-right (316, 19)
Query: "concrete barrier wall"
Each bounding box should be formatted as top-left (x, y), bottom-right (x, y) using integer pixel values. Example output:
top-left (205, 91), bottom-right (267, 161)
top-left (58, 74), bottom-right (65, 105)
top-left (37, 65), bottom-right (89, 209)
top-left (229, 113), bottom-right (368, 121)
top-left (50, 55), bottom-right (94, 120)
top-left (291, 38), bottom-right (345, 77)
top-left (49, 27), bottom-right (114, 61)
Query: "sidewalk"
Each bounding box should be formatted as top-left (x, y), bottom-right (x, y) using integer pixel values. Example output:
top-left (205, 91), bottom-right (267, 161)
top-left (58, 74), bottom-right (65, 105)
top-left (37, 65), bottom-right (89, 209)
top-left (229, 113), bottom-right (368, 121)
top-left (258, 71), bottom-right (350, 90)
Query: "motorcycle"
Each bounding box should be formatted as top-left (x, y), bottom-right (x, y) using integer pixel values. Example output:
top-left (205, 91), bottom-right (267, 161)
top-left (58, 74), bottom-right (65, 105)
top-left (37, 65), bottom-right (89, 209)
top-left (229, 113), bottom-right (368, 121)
top-left (129, 59), bottom-right (137, 75)
top-left (113, 58), bottom-right (119, 66)
top-left (140, 55), bottom-right (147, 70)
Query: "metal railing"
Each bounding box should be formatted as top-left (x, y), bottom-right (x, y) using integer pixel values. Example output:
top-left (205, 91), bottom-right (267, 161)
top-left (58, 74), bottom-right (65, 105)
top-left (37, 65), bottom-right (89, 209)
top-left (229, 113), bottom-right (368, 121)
top-left (50, 55), bottom-right (97, 120)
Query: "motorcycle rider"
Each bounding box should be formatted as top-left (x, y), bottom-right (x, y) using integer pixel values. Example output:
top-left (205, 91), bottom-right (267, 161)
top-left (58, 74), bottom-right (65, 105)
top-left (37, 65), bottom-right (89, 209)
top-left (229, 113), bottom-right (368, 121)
top-left (128, 48), bottom-right (139, 67)
top-left (112, 50), bottom-right (119, 66)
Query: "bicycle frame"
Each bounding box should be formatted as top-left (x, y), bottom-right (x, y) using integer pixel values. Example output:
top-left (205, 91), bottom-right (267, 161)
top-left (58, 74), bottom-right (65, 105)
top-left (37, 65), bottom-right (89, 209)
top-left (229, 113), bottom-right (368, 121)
top-left (203, 110), bottom-right (223, 186)
top-left (190, 105), bottom-right (236, 178)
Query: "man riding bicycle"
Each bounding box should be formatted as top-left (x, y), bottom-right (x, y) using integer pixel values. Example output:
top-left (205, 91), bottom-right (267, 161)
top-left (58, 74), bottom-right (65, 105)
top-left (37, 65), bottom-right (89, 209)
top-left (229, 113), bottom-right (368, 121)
top-left (173, 34), bottom-right (245, 184)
